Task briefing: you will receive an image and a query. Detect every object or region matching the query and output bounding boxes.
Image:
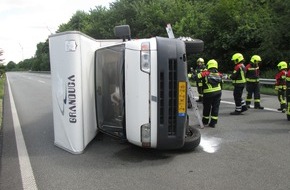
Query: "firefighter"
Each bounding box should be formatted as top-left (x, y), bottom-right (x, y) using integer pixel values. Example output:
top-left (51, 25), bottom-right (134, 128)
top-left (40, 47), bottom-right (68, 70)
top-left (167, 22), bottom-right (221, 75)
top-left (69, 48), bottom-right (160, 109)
top-left (194, 58), bottom-right (206, 102)
top-left (286, 65), bottom-right (290, 121)
top-left (187, 67), bottom-right (194, 108)
top-left (197, 59), bottom-right (222, 128)
top-left (229, 53), bottom-right (248, 115)
top-left (275, 61), bottom-right (287, 113)
top-left (245, 55), bottom-right (264, 109)
top-left (187, 67), bottom-right (194, 79)
top-left (286, 63), bottom-right (290, 120)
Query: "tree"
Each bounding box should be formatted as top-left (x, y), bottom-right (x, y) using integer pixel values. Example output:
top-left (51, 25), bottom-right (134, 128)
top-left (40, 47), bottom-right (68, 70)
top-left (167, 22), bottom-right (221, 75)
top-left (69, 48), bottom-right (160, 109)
top-left (258, 0), bottom-right (290, 67)
top-left (58, 11), bottom-right (91, 32)
top-left (34, 40), bottom-right (50, 71)
top-left (0, 48), bottom-right (4, 64)
top-left (5, 61), bottom-right (17, 71)
top-left (29, 0), bottom-right (290, 74)
top-left (17, 59), bottom-right (33, 71)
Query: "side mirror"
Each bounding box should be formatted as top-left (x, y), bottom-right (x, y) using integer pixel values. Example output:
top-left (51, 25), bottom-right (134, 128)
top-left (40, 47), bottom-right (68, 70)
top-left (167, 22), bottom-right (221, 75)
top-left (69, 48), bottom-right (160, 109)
top-left (114, 25), bottom-right (131, 41)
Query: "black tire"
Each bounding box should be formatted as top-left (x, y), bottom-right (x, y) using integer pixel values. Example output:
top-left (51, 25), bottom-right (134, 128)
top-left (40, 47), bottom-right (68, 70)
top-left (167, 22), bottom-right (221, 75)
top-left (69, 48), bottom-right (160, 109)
top-left (287, 114), bottom-right (290, 121)
top-left (184, 39), bottom-right (204, 55)
top-left (182, 125), bottom-right (201, 151)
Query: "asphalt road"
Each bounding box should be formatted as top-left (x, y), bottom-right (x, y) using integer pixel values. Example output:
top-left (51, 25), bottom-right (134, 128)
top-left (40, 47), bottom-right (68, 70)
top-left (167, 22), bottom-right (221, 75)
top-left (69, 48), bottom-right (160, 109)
top-left (0, 72), bottom-right (290, 190)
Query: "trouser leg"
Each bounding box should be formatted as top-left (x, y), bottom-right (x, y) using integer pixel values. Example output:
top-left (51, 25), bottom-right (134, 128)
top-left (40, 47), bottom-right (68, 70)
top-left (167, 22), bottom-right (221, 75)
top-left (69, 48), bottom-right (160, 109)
top-left (286, 83), bottom-right (290, 119)
top-left (287, 88), bottom-right (290, 120)
top-left (202, 95), bottom-right (212, 125)
top-left (278, 89), bottom-right (286, 112)
top-left (209, 93), bottom-right (221, 126)
top-left (246, 83), bottom-right (253, 106)
top-left (196, 81), bottom-right (203, 102)
top-left (197, 86), bottom-right (203, 101)
top-left (231, 85), bottom-right (247, 115)
top-left (253, 83), bottom-right (263, 109)
top-left (233, 86), bottom-right (244, 112)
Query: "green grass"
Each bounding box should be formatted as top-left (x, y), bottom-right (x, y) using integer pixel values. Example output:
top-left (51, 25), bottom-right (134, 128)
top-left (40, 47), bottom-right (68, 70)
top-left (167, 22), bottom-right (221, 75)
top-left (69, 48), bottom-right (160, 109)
top-left (0, 75), bottom-right (4, 130)
top-left (0, 76), bottom-right (4, 99)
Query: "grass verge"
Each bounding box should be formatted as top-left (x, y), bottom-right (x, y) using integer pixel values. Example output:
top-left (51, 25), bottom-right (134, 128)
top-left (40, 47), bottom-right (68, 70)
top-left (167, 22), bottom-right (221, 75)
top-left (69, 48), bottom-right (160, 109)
top-left (0, 75), bottom-right (5, 130)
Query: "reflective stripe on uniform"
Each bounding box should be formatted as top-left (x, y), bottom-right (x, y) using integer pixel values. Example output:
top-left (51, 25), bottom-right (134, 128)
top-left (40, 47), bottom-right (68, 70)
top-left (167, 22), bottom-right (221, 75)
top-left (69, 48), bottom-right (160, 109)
top-left (211, 116), bottom-right (218, 120)
top-left (203, 86), bottom-right (221, 94)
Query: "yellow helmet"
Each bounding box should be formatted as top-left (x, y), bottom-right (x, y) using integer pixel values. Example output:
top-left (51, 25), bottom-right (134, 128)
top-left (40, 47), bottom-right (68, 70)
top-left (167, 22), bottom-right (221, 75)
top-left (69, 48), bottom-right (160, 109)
top-left (197, 58), bottom-right (204, 64)
top-left (231, 53), bottom-right (244, 64)
top-left (250, 55), bottom-right (262, 64)
top-left (277, 61), bottom-right (288, 70)
top-left (207, 59), bottom-right (218, 69)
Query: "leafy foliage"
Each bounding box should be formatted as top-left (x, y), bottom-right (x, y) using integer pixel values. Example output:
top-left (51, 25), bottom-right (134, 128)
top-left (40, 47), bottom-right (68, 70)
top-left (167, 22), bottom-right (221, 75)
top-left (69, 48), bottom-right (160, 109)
top-left (5, 0), bottom-right (290, 78)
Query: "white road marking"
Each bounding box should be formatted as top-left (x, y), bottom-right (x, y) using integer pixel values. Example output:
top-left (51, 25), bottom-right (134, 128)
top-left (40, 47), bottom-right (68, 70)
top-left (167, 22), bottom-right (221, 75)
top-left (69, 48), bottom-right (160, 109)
top-left (38, 80), bottom-right (45, 83)
top-left (7, 75), bottom-right (38, 190)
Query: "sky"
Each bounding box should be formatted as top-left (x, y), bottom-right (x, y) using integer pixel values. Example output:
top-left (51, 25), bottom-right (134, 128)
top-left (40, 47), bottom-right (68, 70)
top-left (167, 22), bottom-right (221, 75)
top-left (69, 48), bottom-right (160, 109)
top-left (0, 0), bottom-right (115, 64)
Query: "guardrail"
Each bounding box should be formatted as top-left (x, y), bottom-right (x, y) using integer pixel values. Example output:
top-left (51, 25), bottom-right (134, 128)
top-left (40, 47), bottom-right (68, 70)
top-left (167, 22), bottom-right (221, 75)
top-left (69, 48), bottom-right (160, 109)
top-left (259, 78), bottom-right (275, 85)
top-left (223, 78), bottom-right (275, 85)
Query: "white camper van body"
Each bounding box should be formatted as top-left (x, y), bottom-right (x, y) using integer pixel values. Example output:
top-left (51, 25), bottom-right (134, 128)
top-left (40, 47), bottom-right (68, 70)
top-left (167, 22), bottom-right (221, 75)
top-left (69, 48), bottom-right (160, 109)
top-left (49, 30), bottom-right (201, 154)
top-left (49, 31), bottom-right (122, 154)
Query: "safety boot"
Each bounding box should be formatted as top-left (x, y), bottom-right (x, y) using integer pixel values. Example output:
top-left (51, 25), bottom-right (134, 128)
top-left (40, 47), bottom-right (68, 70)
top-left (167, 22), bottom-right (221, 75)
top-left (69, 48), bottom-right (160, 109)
top-left (246, 101), bottom-right (251, 109)
top-left (278, 104), bottom-right (286, 113)
top-left (208, 123), bottom-right (215, 128)
top-left (241, 105), bottom-right (248, 112)
top-left (254, 102), bottom-right (264, 109)
top-left (277, 108), bottom-right (286, 112)
top-left (230, 111), bottom-right (242, 115)
top-left (202, 118), bottom-right (209, 126)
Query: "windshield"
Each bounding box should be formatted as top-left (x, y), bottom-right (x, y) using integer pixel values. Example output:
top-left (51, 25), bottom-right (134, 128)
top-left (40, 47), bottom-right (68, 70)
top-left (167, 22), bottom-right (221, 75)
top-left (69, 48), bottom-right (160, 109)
top-left (95, 44), bottom-right (125, 137)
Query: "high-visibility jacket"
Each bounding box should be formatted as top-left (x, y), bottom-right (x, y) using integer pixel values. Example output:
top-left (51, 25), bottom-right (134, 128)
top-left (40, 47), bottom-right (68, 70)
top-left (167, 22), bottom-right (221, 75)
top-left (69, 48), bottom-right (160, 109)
top-left (198, 69), bottom-right (222, 94)
top-left (286, 70), bottom-right (290, 85)
top-left (188, 73), bottom-right (193, 78)
top-left (275, 69), bottom-right (287, 90)
top-left (245, 63), bottom-right (260, 83)
top-left (194, 64), bottom-right (206, 86)
top-left (230, 63), bottom-right (246, 85)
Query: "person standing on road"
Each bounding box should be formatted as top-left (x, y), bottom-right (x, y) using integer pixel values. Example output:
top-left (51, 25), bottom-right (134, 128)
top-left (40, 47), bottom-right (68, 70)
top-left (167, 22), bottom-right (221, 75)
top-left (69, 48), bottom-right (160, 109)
top-left (229, 53), bottom-right (248, 115)
top-left (245, 55), bottom-right (264, 109)
top-left (197, 59), bottom-right (222, 128)
top-left (286, 64), bottom-right (290, 120)
top-left (194, 58), bottom-right (206, 102)
top-left (275, 61), bottom-right (287, 113)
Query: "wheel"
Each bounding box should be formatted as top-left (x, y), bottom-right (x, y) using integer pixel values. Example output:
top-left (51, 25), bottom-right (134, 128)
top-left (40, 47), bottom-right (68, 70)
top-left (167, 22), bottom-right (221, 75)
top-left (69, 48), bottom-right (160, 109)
top-left (182, 125), bottom-right (201, 151)
top-left (184, 39), bottom-right (204, 55)
top-left (287, 114), bottom-right (290, 121)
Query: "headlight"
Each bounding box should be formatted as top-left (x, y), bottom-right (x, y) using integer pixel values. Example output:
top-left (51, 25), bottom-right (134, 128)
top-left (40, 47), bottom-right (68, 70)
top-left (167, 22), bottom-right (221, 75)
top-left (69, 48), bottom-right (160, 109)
top-left (140, 42), bottom-right (150, 73)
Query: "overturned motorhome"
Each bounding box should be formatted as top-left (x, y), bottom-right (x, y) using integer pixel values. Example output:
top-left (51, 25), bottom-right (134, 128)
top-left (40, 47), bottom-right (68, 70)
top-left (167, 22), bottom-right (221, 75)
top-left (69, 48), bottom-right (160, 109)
top-left (49, 25), bottom-right (204, 154)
